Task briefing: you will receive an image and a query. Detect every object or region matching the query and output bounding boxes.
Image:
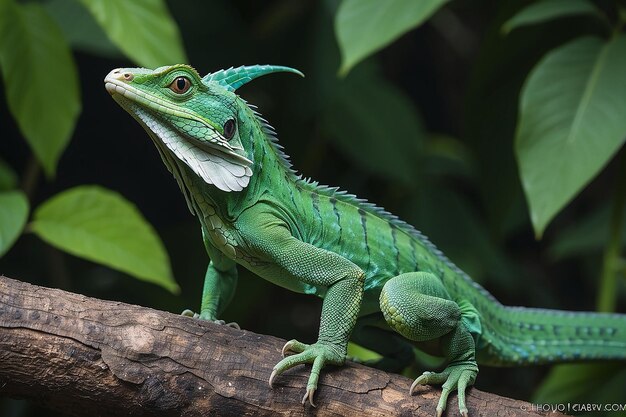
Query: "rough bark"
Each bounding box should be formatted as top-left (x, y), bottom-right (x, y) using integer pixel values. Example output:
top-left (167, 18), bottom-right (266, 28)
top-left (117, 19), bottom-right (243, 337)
top-left (0, 275), bottom-right (564, 417)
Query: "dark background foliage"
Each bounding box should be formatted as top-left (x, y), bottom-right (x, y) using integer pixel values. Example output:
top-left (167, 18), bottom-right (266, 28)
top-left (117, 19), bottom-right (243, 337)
top-left (1, 0), bottom-right (625, 415)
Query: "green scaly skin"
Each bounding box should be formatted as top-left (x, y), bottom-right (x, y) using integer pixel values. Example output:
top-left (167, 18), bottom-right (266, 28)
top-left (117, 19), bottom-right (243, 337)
top-left (105, 64), bottom-right (626, 416)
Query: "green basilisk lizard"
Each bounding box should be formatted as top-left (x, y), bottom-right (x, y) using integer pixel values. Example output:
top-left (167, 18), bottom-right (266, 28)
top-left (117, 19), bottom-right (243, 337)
top-left (104, 64), bottom-right (626, 416)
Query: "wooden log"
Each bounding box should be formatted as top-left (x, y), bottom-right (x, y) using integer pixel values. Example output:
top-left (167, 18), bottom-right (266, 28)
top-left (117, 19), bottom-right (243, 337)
top-left (0, 275), bottom-right (564, 416)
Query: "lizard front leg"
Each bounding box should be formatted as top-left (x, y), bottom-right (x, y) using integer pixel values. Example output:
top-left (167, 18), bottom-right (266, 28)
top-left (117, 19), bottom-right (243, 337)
top-left (237, 211), bottom-right (364, 406)
top-left (271, 269), bottom-right (364, 406)
top-left (182, 229), bottom-right (239, 328)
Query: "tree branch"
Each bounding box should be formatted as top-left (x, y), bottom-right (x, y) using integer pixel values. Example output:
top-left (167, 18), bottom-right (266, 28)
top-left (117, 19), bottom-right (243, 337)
top-left (0, 275), bottom-right (563, 416)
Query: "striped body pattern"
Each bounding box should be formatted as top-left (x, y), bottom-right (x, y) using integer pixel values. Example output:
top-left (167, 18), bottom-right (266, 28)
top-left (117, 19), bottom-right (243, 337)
top-left (239, 113), bottom-right (626, 366)
top-left (262, 174), bottom-right (626, 366)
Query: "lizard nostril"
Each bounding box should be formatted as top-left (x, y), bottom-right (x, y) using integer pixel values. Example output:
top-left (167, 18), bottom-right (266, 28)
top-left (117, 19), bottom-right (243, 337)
top-left (123, 73), bottom-right (134, 81)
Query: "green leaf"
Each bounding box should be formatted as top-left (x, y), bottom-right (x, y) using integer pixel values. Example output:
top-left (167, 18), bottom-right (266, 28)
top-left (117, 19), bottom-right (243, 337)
top-left (43, 0), bottom-right (121, 59)
top-left (30, 186), bottom-right (178, 293)
top-left (515, 35), bottom-right (626, 237)
top-left (0, 191), bottom-right (29, 257)
top-left (0, 158), bottom-right (17, 191)
top-left (77, 0), bottom-right (187, 68)
top-left (502, 0), bottom-right (600, 34)
top-left (0, 0), bottom-right (81, 177)
top-left (335, 0), bottom-right (448, 75)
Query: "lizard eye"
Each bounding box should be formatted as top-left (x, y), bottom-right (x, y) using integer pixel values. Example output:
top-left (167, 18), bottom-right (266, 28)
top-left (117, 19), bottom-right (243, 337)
top-left (169, 76), bottom-right (191, 94)
top-left (223, 119), bottom-right (236, 140)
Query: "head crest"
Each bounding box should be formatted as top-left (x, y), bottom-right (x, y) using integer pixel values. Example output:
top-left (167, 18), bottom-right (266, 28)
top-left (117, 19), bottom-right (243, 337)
top-left (202, 65), bottom-right (304, 91)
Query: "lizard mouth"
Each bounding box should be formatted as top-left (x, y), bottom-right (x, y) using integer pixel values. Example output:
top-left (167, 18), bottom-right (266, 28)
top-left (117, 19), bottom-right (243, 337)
top-left (105, 72), bottom-right (253, 192)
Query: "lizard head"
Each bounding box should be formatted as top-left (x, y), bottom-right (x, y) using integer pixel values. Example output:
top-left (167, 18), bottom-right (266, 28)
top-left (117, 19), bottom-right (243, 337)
top-left (104, 64), bottom-right (302, 192)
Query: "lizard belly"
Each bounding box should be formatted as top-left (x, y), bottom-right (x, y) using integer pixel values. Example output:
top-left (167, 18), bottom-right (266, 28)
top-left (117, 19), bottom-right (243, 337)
top-left (205, 221), bottom-right (323, 296)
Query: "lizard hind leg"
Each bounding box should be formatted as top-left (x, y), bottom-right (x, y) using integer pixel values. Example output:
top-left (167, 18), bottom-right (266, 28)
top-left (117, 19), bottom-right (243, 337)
top-left (380, 272), bottom-right (479, 417)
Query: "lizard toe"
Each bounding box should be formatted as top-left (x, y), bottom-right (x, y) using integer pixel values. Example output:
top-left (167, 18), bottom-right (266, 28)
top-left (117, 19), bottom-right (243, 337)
top-left (270, 341), bottom-right (344, 407)
top-left (181, 310), bottom-right (240, 329)
top-left (410, 362), bottom-right (477, 417)
top-left (281, 339), bottom-right (309, 357)
top-left (181, 309), bottom-right (199, 318)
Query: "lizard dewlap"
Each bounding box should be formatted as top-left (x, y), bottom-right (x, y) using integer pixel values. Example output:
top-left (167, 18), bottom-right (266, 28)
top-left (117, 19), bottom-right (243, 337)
top-left (105, 64), bottom-right (626, 417)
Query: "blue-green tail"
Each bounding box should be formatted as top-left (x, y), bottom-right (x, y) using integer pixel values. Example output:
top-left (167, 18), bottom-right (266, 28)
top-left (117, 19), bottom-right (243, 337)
top-left (476, 305), bottom-right (626, 366)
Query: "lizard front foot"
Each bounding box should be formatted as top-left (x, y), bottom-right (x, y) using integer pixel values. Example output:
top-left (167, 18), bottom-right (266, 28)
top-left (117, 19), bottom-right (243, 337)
top-left (180, 309), bottom-right (240, 329)
top-left (409, 361), bottom-right (478, 417)
top-left (269, 339), bottom-right (345, 407)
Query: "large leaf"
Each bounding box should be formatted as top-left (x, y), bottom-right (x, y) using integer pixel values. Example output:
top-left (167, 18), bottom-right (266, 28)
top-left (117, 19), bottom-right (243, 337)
top-left (502, 0), bottom-right (600, 34)
top-left (0, 191), bottom-right (29, 257)
top-left (0, 0), bottom-right (80, 177)
top-left (335, 0), bottom-right (448, 75)
top-left (78, 0), bottom-right (187, 68)
top-left (30, 186), bottom-right (178, 293)
top-left (515, 35), bottom-right (626, 237)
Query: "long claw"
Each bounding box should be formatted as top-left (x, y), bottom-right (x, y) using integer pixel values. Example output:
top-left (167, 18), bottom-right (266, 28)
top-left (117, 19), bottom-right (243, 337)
top-left (436, 407), bottom-right (443, 417)
top-left (301, 388), bottom-right (316, 407)
top-left (281, 339), bottom-right (307, 357)
top-left (269, 369), bottom-right (278, 388)
top-left (226, 321), bottom-right (241, 330)
top-left (460, 409), bottom-right (468, 417)
top-left (409, 371), bottom-right (432, 395)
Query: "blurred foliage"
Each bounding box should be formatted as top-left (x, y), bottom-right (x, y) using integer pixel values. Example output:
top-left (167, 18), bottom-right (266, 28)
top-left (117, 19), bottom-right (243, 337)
top-left (0, 191), bottom-right (28, 256)
top-left (533, 363), bottom-right (626, 411)
top-left (502, 0), bottom-right (601, 34)
top-left (0, 0), bottom-right (182, 291)
top-left (0, 0), bottom-right (80, 177)
top-left (0, 0), bottom-right (625, 416)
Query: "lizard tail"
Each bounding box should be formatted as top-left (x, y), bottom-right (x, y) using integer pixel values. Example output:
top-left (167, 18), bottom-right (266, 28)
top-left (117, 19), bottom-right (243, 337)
top-left (476, 305), bottom-right (626, 366)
